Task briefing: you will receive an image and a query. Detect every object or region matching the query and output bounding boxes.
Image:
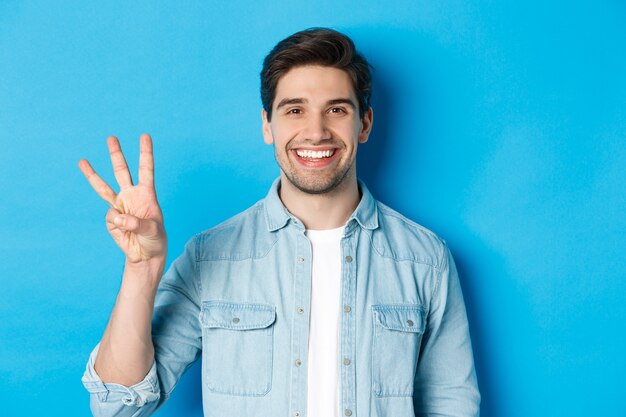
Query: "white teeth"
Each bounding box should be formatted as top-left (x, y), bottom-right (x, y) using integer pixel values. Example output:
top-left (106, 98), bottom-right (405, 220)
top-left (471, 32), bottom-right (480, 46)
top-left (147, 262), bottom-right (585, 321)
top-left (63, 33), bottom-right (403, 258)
top-left (295, 149), bottom-right (335, 159)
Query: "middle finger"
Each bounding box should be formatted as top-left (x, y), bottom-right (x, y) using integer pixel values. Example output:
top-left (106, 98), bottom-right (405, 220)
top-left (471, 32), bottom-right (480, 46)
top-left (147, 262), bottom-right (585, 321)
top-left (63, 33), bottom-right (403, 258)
top-left (107, 136), bottom-right (133, 188)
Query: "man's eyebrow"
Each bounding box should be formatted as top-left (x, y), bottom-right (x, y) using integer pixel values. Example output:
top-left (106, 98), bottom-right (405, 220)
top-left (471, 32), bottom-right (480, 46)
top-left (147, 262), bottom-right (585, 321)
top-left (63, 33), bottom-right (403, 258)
top-left (275, 98), bottom-right (308, 110)
top-left (327, 98), bottom-right (356, 109)
top-left (275, 97), bottom-right (357, 110)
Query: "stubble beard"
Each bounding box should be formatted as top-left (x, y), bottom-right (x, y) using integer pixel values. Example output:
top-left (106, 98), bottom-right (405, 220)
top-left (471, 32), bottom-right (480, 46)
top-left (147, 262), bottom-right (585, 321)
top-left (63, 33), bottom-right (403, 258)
top-left (275, 147), bottom-right (355, 195)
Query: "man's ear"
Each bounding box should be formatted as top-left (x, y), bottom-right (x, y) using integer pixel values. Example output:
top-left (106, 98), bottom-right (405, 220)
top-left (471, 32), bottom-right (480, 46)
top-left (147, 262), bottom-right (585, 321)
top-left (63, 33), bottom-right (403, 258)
top-left (358, 107), bottom-right (374, 144)
top-left (262, 109), bottom-right (274, 145)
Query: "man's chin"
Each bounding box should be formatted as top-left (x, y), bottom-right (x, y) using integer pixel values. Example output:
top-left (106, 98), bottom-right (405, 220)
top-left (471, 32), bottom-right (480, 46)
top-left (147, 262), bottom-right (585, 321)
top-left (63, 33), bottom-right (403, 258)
top-left (284, 173), bottom-right (348, 195)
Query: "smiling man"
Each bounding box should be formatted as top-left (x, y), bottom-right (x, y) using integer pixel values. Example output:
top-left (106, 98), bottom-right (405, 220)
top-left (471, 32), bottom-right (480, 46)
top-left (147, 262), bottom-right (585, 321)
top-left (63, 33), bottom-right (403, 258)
top-left (262, 64), bottom-right (372, 229)
top-left (81, 28), bottom-right (480, 417)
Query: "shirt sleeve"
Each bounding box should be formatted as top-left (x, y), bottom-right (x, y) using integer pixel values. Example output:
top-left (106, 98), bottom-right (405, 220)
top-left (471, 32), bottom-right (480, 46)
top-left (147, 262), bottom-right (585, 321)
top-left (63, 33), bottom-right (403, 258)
top-left (413, 244), bottom-right (481, 416)
top-left (81, 344), bottom-right (161, 416)
top-left (81, 237), bottom-right (203, 417)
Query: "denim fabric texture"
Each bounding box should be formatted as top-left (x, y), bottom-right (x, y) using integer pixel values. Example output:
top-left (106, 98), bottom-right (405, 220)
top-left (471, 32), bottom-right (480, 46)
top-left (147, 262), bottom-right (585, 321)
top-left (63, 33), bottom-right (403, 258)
top-left (82, 178), bottom-right (480, 416)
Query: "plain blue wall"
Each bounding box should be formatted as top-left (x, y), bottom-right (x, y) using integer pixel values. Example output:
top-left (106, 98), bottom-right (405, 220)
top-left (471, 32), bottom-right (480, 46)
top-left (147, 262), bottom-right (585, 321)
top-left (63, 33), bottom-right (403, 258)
top-left (0, 1), bottom-right (624, 416)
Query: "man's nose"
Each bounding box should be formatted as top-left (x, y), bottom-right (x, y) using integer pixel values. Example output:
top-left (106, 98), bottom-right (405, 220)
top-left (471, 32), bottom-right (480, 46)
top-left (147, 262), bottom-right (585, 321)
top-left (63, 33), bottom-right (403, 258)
top-left (304, 113), bottom-right (330, 141)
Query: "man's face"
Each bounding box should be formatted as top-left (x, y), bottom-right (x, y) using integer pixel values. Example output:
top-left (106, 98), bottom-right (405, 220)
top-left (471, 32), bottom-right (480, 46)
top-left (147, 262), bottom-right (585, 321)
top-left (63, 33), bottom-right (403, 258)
top-left (262, 65), bottom-right (373, 194)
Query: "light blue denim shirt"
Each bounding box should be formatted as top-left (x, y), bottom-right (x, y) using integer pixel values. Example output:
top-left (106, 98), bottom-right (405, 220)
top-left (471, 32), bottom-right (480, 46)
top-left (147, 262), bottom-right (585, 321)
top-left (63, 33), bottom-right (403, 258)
top-left (82, 178), bottom-right (480, 417)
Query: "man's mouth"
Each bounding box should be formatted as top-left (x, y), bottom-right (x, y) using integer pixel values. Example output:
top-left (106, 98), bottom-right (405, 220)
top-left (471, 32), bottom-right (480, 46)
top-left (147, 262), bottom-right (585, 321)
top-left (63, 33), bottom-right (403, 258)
top-left (291, 147), bottom-right (340, 168)
top-left (295, 149), bottom-right (336, 160)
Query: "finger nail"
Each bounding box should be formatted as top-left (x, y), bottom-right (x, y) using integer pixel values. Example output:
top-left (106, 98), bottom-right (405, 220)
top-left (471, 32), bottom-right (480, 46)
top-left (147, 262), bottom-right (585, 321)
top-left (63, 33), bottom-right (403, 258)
top-left (114, 216), bottom-right (124, 226)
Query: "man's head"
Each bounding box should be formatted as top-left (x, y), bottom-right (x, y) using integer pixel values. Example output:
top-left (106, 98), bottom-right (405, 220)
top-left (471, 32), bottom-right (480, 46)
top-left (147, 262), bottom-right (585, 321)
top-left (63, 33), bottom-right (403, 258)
top-left (261, 28), bottom-right (372, 122)
top-left (260, 28), bottom-right (374, 196)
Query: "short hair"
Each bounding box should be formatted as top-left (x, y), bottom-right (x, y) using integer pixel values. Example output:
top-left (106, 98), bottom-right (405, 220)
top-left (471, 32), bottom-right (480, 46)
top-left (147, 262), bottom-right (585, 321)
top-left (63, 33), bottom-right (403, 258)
top-left (260, 27), bottom-right (372, 121)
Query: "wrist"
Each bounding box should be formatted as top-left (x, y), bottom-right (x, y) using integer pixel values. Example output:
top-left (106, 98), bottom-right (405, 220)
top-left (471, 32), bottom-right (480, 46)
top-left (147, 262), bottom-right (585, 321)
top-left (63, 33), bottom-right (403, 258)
top-left (125, 254), bottom-right (166, 272)
top-left (121, 256), bottom-right (166, 293)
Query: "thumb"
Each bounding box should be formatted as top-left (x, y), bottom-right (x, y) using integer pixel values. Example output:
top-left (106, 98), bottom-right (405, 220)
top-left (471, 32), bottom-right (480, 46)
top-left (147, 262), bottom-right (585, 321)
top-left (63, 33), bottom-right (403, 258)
top-left (113, 214), bottom-right (158, 236)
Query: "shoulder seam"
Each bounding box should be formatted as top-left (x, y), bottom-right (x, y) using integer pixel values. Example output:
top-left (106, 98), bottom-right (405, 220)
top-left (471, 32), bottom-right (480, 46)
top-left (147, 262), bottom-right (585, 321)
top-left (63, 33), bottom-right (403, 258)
top-left (377, 203), bottom-right (441, 242)
top-left (374, 202), bottom-right (445, 269)
top-left (430, 242), bottom-right (449, 301)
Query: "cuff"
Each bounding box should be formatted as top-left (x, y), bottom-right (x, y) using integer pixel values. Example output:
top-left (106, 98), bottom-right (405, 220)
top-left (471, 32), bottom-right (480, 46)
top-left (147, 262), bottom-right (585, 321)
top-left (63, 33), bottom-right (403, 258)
top-left (81, 344), bottom-right (160, 407)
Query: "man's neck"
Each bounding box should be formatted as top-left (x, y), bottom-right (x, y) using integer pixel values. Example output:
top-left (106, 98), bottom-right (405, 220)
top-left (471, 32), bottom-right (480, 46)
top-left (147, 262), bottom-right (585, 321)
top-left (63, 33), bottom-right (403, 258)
top-left (278, 174), bottom-right (361, 230)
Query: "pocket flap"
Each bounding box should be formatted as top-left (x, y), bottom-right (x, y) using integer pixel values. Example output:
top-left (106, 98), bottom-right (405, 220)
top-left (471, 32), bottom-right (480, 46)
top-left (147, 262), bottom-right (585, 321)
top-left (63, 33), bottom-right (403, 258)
top-left (373, 304), bottom-right (426, 333)
top-left (200, 301), bottom-right (276, 330)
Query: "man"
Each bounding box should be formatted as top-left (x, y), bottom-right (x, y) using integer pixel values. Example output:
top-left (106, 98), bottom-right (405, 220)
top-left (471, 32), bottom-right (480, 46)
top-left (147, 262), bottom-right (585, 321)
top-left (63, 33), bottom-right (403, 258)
top-left (80, 28), bottom-right (480, 417)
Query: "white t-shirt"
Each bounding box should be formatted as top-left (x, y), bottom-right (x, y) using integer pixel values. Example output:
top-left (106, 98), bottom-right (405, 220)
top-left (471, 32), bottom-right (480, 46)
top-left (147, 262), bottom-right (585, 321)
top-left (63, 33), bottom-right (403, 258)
top-left (305, 226), bottom-right (344, 417)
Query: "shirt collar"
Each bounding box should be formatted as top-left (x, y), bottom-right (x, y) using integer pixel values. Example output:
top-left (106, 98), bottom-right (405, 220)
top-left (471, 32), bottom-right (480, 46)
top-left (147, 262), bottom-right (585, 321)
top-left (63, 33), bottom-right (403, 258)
top-left (350, 178), bottom-right (380, 230)
top-left (263, 177), bottom-right (379, 232)
top-left (263, 178), bottom-right (292, 232)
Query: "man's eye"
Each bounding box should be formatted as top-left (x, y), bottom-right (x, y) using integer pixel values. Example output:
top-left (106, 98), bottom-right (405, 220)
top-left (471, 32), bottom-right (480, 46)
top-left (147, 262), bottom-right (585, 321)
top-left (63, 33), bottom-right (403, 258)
top-left (330, 107), bottom-right (346, 114)
top-left (287, 108), bottom-right (301, 114)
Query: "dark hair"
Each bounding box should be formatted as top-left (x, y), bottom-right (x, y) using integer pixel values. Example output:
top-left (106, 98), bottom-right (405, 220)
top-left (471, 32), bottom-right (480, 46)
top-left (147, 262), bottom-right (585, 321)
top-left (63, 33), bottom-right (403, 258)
top-left (260, 27), bottom-right (372, 121)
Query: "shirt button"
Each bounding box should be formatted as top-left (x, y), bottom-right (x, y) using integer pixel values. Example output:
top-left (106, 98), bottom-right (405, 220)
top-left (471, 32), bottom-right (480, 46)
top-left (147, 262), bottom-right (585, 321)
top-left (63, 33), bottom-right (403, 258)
top-left (407, 319), bottom-right (414, 327)
top-left (345, 255), bottom-right (353, 263)
top-left (344, 305), bottom-right (352, 313)
top-left (297, 307), bottom-right (304, 314)
top-left (293, 412), bottom-right (300, 417)
top-left (232, 317), bottom-right (240, 324)
top-left (343, 357), bottom-right (351, 366)
top-left (295, 359), bottom-right (302, 367)
top-left (345, 409), bottom-right (353, 416)
top-left (298, 256), bottom-right (305, 263)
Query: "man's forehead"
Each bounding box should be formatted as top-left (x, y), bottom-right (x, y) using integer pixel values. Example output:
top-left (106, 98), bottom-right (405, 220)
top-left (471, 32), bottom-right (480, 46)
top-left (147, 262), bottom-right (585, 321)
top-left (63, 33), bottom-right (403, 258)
top-left (273, 65), bottom-right (356, 104)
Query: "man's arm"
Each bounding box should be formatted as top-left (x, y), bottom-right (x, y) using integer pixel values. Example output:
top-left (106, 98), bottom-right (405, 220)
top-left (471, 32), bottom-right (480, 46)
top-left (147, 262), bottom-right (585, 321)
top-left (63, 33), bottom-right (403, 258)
top-left (82, 237), bottom-right (201, 417)
top-left (413, 244), bottom-right (481, 416)
top-left (78, 134), bottom-right (167, 386)
top-left (94, 257), bottom-right (164, 385)
top-left (79, 134), bottom-right (180, 416)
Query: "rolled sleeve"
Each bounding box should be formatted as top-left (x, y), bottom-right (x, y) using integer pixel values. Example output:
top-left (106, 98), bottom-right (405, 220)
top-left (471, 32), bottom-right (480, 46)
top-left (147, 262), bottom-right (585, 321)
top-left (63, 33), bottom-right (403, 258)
top-left (81, 344), bottom-right (161, 416)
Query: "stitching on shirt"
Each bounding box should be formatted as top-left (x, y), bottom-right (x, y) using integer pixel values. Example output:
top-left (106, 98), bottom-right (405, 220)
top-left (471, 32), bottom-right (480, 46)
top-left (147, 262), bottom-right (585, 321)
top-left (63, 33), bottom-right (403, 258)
top-left (361, 225), bottom-right (442, 269)
top-left (429, 243), bottom-right (448, 302)
top-left (377, 203), bottom-right (441, 240)
top-left (194, 211), bottom-right (281, 261)
top-left (194, 234), bottom-right (202, 296)
top-left (200, 304), bottom-right (276, 329)
top-left (368, 203), bottom-right (444, 268)
top-left (196, 231), bottom-right (281, 262)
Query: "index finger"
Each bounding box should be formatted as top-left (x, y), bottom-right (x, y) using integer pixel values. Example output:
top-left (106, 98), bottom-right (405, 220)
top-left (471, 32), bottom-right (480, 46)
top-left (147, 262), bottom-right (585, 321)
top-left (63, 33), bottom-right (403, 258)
top-left (138, 133), bottom-right (154, 187)
top-left (78, 159), bottom-right (117, 207)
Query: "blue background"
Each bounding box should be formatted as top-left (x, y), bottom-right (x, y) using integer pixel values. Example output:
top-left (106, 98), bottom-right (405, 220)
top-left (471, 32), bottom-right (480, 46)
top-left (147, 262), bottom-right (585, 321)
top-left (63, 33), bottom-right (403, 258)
top-left (0, 1), bottom-right (624, 416)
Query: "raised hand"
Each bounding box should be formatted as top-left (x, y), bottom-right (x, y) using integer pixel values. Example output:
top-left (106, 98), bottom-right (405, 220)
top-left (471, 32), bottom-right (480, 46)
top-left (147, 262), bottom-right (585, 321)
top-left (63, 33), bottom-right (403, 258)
top-left (78, 134), bottom-right (167, 264)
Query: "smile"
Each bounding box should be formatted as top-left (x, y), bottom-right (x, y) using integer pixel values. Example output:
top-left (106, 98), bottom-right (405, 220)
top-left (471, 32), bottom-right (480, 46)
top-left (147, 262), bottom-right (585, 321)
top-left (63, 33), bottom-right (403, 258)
top-left (295, 149), bottom-right (335, 160)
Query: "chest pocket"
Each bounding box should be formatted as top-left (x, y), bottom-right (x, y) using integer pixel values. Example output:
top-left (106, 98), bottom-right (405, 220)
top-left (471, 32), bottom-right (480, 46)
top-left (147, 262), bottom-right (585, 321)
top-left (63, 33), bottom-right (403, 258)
top-left (199, 301), bottom-right (276, 396)
top-left (372, 304), bottom-right (426, 397)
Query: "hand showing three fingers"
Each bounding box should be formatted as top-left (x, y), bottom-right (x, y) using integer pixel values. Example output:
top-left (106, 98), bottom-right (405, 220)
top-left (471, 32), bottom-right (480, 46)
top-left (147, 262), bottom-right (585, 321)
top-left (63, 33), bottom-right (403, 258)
top-left (78, 134), bottom-right (167, 264)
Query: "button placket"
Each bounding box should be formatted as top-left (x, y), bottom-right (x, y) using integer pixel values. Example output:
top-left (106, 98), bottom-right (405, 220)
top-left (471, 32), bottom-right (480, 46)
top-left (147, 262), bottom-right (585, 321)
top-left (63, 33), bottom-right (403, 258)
top-left (290, 231), bottom-right (313, 417)
top-left (340, 236), bottom-right (357, 417)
